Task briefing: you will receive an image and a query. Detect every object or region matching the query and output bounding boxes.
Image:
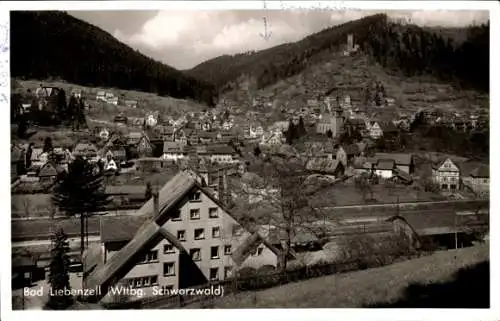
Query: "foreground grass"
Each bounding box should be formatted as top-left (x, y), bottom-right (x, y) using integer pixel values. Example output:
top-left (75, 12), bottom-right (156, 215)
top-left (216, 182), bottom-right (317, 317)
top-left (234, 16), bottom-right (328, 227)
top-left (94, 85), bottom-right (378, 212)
top-left (195, 244), bottom-right (489, 308)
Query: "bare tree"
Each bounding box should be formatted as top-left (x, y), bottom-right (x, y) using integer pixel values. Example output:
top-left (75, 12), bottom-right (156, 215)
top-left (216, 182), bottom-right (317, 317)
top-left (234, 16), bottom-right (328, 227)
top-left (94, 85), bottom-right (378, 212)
top-left (354, 174), bottom-right (373, 204)
top-left (231, 151), bottom-right (336, 271)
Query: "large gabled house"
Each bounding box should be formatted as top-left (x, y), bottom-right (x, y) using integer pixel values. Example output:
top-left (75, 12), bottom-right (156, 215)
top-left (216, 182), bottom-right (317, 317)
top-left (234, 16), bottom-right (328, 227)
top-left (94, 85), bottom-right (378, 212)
top-left (83, 171), bottom-right (282, 303)
top-left (431, 158), bottom-right (460, 191)
top-left (127, 132), bottom-right (153, 158)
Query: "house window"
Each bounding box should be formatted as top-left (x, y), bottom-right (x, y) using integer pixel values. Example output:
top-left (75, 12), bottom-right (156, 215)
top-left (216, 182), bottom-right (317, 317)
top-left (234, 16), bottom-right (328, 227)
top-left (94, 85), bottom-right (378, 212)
top-left (162, 285), bottom-right (173, 292)
top-left (212, 227), bottom-right (221, 238)
top-left (441, 184), bottom-right (447, 190)
top-left (163, 244), bottom-right (175, 254)
top-left (190, 248), bottom-right (201, 261)
top-left (483, 179), bottom-right (488, 184)
top-left (190, 209), bottom-right (201, 220)
top-left (163, 262), bottom-right (175, 276)
top-left (257, 247), bottom-right (264, 255)
top-left (189, 191), bottom-right (201, 202)
top-left (139, 250), bottom-right (158, 263)
top-left (450, 184), bottom-right (457, 190)
top-left (171, 210), bottom-right (181, 221)
top-left (210, 246), bottom-right (219, 259)
top-left (177, 230), bottom-right (186, 241)
top-left (135, 278), bottom-right (142, 287)
top-left (224, 266), bottom-right (233, 278)
top-left (143, 276), bottom-right (151, 286)
top-left (224, 245), bottom-right (232, 255)
top-left (209, 268), bottom-right (219, 281)
top-left (150, 275), bottom-right (158, 285)
top-left (209, 207), bottom-right (219, 218)
top-left (194, 228), bottom-right (205, 240)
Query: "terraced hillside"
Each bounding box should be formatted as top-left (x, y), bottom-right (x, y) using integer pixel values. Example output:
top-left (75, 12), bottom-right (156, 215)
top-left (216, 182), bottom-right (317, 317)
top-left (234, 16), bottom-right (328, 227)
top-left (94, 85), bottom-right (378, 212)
top-left (216, 50), bottom-right (489, 124)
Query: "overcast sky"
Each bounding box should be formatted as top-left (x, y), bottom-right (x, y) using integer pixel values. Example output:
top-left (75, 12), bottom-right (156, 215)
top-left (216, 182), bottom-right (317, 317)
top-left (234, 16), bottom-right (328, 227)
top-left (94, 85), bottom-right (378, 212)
top-left (69, 10), bottom-right (489, 70)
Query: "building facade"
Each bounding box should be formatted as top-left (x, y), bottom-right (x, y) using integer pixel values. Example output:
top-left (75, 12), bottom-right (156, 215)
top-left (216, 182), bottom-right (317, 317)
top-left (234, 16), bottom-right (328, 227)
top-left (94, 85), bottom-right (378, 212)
top-left (432, 158), bottom-right (460, 191)
top-left (84, 171), bottom-right (280, 303)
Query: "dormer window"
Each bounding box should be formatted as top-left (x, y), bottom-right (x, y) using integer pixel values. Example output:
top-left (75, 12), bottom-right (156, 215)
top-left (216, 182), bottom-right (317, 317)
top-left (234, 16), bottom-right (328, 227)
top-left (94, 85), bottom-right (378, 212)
top-left (189, 191), bottom-right (201, 202)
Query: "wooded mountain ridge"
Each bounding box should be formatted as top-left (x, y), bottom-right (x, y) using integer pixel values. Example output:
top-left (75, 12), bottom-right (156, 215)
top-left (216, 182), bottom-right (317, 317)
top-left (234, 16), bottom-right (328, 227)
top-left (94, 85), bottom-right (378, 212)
top-left (10, 11), bottom-right (217, 106)
top-left (187, 14), bottom-right (489, 94)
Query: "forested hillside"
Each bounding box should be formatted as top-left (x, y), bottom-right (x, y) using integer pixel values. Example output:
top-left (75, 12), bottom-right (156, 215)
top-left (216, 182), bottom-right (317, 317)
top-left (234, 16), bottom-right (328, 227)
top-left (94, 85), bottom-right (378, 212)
top-left (188, 14), bottom-right (489, 94)
top-left (10, 11), bottom-right (217, 106)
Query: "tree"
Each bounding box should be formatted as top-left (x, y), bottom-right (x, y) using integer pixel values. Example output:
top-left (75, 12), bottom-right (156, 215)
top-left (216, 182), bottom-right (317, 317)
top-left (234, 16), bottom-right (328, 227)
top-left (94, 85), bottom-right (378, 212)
top-left (145, 182), bottom-right (153, 201)
top-left (43, 137), bottom-right (53, 153)
top-left (232, 154), bottom-right (335, 271)
top-left (45, 228), bottom-right (73, 310)
top-left (25, 143), bottom-right (33, 169)
top-left (52, 157), bottom-right (110, 257)
top-left (17, 114), bottom-right (27, 138)
top-left (296, 116), bottom-right (307, 138)
top-left (354, 175), bottom-right (373, 204)
top-left (253, 146), bottom-right (262, 157)
top-left (285, 120), bottom-right (297, 145)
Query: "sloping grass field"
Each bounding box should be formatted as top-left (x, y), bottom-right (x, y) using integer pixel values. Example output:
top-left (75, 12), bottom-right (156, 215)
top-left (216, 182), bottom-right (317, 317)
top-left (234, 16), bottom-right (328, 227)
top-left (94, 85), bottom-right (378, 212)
top-left (192, 244), bottom-right (489, 308)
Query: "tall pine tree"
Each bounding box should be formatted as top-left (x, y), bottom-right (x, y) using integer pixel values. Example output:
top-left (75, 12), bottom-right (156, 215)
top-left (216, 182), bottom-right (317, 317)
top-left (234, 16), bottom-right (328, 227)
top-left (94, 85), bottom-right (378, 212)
top-left (52, 157), bottom-right (110, 257)
top-left (45, 228), bottom-right (73, 310)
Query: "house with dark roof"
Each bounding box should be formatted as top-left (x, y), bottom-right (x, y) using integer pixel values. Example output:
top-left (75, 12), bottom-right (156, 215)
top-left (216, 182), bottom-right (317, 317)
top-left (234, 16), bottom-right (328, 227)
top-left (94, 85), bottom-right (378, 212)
top-left (38, 162), bottom-right (58, 184)
top-left (306, 158), bottom-right (344, 177)
top-left (73, 143), bottom-right (99, 162)
top-left (83, 170), bottom-right (281, 303)
top-left (336, 144), bottom-right (361, 168)
top-left (387, 209), bottom-right (489, 250)
top-left (374, 159), bottom-right (395, 178)
top-left (208, 145), bottom-right (237, 164)
top-left (162, 142), bottom-right (186, 162)
top-left (460, 162), bottom-right (489, 194)
top-left (374, 153), bottom-right (414, 174)
top-left (11, 145), bottom-right (25, 178)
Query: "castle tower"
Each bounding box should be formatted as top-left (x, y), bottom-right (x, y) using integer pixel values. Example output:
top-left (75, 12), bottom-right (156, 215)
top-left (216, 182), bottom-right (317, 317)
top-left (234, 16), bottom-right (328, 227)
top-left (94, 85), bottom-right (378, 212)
top-left (347, 34), bottom-right (354, 51)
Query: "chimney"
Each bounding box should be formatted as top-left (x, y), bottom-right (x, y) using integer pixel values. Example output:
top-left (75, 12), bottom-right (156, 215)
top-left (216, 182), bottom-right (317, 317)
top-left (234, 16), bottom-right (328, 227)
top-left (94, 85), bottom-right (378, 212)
top-left (218, 168), bottom-right (225, 202)
top-left (153, 187), bottom-right (160, 218)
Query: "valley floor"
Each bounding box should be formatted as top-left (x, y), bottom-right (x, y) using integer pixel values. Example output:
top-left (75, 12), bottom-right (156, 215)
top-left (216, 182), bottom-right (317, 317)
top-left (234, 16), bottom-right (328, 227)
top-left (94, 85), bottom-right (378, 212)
top-left (185, 243), bottom-right (489, 309)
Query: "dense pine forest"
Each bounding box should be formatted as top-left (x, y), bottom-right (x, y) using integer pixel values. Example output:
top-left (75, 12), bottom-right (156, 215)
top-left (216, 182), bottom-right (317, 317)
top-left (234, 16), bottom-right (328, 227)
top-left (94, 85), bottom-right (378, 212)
top-left (188, 14), bottom-right (489, 94)
top-left (10, 11), bottom-right (217, 106)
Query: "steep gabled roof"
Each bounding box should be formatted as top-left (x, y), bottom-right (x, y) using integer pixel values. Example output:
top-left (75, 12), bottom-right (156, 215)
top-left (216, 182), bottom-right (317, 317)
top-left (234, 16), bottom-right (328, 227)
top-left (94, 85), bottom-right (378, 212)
top-left (374, 153), bottom-right (413, 166)
top-left (231, 232), bottom-right (283, 266)
top-left (100, 216), bottom-right (147, 243)
top-left (470, 164), bottom-right (489, 178)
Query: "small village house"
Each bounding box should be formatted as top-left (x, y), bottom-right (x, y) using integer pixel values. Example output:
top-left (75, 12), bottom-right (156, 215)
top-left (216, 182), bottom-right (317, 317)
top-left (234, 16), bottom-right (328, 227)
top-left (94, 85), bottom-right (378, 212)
top-left (11, 145), bottom-right (25, 178)
top-left (105, 146), bottom-right (127, 164)
top-left (30, 147), bottom-right (48, 169)
top-left (123, 99), bottom-right (138, 108)
top-left (96, 91), bottom-right (106, 102)
top-left (38, 162), bottom-right (58, 184)
top-left (374, 153), bottom-right (414, 174)
top-left (374, 159), bottom-right (396, 179)
top-left (73, 143), bottom-right (99, 162)
top-left (460, 162), bottom-right (489, 195)
top-left (209, 145), bottom-right (237, 164)
top-left (367, 121), bottom-right (383, 139)
top-left (162, 142), bottom-right (187, 162)
top-left (336, 144), bottom-right (361, 168)
top-left (136, 135), bottom-right (154, 158)
top-left (431, 158), bottom-right (460, 191)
